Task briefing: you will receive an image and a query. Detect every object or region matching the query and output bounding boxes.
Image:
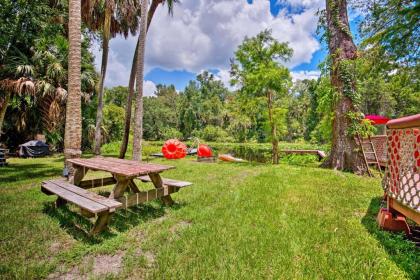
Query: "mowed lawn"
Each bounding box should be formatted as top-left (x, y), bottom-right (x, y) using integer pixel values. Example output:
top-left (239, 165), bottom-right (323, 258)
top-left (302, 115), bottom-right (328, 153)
top-left (0, 155), bottom-right (419, 279)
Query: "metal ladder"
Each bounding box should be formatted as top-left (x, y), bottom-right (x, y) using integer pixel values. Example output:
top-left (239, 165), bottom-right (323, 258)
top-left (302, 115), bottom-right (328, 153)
top-left (356, 134), bottom-right (382, 177)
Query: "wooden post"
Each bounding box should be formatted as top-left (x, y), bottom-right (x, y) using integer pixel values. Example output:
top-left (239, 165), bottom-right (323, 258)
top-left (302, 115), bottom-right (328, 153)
top-left (149, 173), bottom-right (174, 206)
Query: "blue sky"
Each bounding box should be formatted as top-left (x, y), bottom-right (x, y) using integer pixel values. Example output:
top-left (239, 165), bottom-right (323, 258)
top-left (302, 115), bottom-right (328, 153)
top-left (93, 0), bottom-right (362, 94)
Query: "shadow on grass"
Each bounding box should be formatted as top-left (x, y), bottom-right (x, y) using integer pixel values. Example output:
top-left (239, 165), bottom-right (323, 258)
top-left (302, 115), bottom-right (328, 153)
top-left (361, 197), bottom-right (420, 279)
top-left (0, 163), bottom-right (62, 185)
top-left (43, 200), bottom-right (186, 244)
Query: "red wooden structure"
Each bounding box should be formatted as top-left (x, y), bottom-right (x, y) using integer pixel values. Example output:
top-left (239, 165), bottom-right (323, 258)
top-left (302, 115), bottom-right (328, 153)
top-left (377, 114), bottom-right (420, 234)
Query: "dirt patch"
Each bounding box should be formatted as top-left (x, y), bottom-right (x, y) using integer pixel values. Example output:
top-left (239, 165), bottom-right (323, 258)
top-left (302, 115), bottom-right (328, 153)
top-left (135, 249), bottom-right (156, 268)
top-left (153, 215), bottom-right (168, 224)
top-left (49, 239), bottom-right (75, 255)
top-left (48, 251), bottom-right (125, 279)
top-left (170, 220), bottom-right (192, 234)
top-left (48, 266), bottom-right (81, 280)
top-left (91, 251), bottom-right (124, 276)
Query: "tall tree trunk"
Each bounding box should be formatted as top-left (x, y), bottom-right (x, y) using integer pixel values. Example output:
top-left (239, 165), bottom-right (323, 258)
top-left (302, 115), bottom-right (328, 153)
top-left (0, 91), bottom-right (11, 138)
top-left (64, 0), bottom-right (82, 168)
top-left (119, 0), bottom-right (163, 159)
top-left (132, 0), bottom-right (149, 161)
top-left (267, 90), bottom-right (278, 164)
top-left (119, 39), bottom-right (139, 158)
top-left (94, 7), bottom-right (111, 155)
top-left (323, 0), bottom-right (365, 173)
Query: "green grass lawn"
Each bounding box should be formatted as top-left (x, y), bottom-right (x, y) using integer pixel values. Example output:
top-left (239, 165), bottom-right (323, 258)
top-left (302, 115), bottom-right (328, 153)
top-left (0, 154), bottom-right (418, 279)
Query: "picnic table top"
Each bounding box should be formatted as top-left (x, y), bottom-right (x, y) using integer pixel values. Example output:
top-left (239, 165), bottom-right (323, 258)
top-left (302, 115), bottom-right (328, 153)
top-left (67, 157), bottom-right (175, 177)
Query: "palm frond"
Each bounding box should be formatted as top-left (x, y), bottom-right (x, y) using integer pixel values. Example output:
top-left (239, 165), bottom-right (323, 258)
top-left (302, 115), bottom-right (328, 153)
top-left (16, 65), bottom-right (35, 77)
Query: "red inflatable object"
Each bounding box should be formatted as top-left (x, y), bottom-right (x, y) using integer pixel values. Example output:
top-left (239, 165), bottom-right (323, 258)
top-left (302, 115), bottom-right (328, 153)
top-left (364, 115), bottom-right (390, 125)
top-left (197, 144), bottom-right (212, 157)
top-left (162, 139), bottom-right (187, 159)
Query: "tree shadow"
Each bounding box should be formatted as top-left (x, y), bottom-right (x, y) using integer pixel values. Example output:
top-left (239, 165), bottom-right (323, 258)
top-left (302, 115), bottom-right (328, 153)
top-left (361, 197), bottom-right (420, 279)
top-left (0, 163), bottom-right (62, 185)
top-left (43, 199), bottom-right (187, 244)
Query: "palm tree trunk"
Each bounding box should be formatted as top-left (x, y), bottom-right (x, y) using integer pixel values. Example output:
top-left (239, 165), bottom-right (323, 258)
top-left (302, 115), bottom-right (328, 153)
top-left (119, 39), bottom-right (139, 158)
top-left (64, 0), bottom-right (82, 168)
top-left (94, 7), bottom-right (111, 155)
top-left (132, 0), bottom-right (149, 161)
top-left (119, 0), bottom-right (163, 159)
top-left (0, 91), bottom-right (11, 137)
top-left (267, 90), bottom-right (278, 164)
top-left (322, 0), bottom-right (365, 173)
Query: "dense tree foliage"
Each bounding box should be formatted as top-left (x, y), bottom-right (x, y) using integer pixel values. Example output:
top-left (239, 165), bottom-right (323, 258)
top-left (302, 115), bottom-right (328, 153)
top-left (230, 30), bottom-right (292, 163)
top-left (0, 0), bottom-right (417, 165)
top-left (0, 0), bottom-right (97, 151)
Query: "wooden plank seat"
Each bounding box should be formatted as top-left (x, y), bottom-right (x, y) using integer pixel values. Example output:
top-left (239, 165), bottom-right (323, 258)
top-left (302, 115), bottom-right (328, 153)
top-left (42, 179), bottom-right (122, 213)
top-left (137, 176), bottom-right (192, 188)
top-left (42, 179), bottom-right (123, 235)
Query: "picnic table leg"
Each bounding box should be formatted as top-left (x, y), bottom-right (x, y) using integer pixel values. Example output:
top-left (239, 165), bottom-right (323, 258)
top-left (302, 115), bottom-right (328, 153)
top-left (56, 165), bottom-right (88, 207)
top-left (70, 165), bottom-right (88, 185)
top-left (109, 175), bottom-right (130, 199)
top-left (149, 173), bottom-right (174, 206)
top-left (87, 176), bottom-right (130, 235)
top-left (90, 211), bottom-right (112, 235)
top-left (128, 180), bottom-right (140, 193)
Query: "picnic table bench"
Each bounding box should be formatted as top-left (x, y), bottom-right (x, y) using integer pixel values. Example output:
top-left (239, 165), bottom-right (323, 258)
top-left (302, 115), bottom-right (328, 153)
top-left (42, 157), bottom-right (192, 235)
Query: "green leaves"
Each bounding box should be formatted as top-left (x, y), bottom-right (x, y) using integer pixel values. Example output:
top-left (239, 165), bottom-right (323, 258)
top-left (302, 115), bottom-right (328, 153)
top-left (231, 29), bottom-right (292, 96)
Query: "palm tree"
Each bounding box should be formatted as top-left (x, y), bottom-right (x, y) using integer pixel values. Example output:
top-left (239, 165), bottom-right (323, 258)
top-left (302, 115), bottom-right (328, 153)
top-left (0, 78), bottom-right (35, 136)
top-left (120, 0), bottom-right (178, 158)
top-left (64, 0), bottom-right (82, 163)
top-left (0, 35), bottom-right (97, 143)
top-left (132, 0), bottom-right (149, 161)
top-left (83, 0), bottom-right (140, 155)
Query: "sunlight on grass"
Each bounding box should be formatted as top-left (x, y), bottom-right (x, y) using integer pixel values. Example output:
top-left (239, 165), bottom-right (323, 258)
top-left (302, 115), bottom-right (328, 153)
top-left (0, 156), bottom-right (418, 279)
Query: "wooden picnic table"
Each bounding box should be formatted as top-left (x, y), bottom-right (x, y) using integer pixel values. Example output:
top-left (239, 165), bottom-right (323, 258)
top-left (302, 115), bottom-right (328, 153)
top-left (67, 157), bottom-right (175, 202)
top-left (42, 157), bottom-right (191, 234)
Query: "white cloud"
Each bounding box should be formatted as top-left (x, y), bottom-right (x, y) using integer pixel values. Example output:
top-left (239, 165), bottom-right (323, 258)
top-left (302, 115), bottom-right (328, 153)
top-left (146, 0), bottom-right (321, 71)
top-left (291, 70), bottom-right (320, 81)
top-left (93, 0), bottom-right (324, 87)
top-left (277, 0), bottom-right (323, 9)
top-left (93, 43), bottom-right (157, 96)
top-left (143, 80), bottom-right (157, 97)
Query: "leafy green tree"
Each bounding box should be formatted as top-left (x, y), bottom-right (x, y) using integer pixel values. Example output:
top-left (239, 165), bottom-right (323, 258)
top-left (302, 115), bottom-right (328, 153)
top-left (178, 71), bottom-right (229, 138)
top-left (356, 45), bottom-right (419, 118)
top-left (104, 86), bottom-right (129, 107)
top-left (357, 0), bottom-right (419, 63)
top-left (230, 30), bottom-right (292, 164)
top-left (143, 85), bottom-right (180, 140)
top-left (103, 103), bottom-right (125, 142)
top-left (286, 80), bottom-right (314, 141)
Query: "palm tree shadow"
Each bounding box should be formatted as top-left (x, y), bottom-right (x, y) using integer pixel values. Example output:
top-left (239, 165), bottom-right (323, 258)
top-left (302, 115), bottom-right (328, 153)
top-left (43, 200), bottom-right (187, 244)
top-left (361, 197), bottom-right (420, 279)
top-left (1, 163), bottom-right (62, 185)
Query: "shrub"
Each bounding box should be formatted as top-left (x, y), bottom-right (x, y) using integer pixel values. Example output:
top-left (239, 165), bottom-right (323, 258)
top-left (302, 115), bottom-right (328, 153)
top-left (194, 125), bottom-right (231, 142)
top-left (103, 104), bottom-right (125, 142)
top-left (162, 128), bottom-right (183, 140)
